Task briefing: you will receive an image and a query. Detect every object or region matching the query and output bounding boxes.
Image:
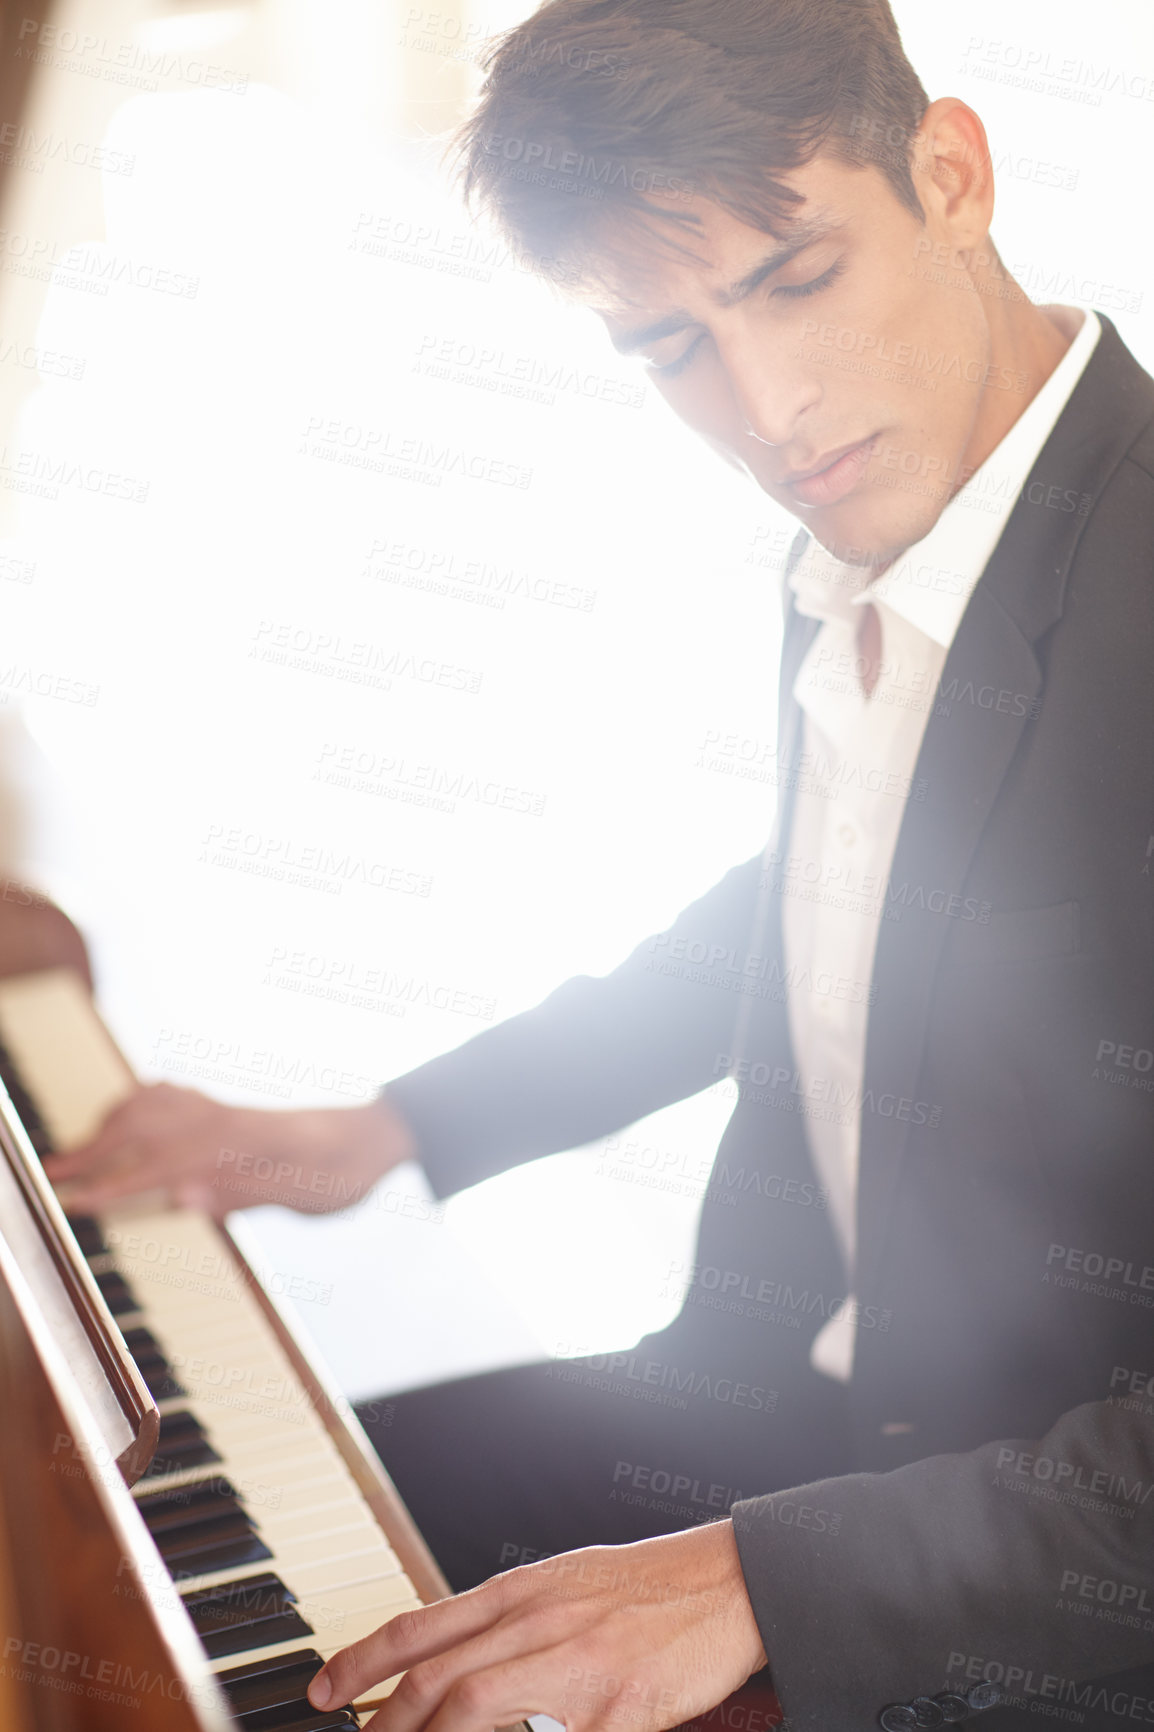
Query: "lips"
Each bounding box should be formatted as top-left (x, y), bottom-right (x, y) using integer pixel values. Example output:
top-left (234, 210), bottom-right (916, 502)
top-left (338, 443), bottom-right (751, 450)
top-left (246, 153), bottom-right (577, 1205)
top-left (783, 436), bottom-right (878, 509)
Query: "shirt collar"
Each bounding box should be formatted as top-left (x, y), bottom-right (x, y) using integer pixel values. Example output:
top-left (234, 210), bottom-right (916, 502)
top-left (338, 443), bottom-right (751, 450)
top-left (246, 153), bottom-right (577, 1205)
top-left (789, 307), bottom-right (1102, 648)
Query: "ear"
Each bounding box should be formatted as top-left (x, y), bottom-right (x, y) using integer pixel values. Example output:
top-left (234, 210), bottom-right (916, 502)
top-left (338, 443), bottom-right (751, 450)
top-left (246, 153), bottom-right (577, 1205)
top-left (909, 98), bottom-right (995, 245)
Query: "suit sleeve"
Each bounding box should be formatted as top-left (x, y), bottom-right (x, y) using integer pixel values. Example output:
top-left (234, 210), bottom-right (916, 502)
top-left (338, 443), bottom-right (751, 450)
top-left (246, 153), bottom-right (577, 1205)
top-left (731, 1395), bottom-right (1154, 1729)
top-left (382, 850), bottom-right (768, 1200)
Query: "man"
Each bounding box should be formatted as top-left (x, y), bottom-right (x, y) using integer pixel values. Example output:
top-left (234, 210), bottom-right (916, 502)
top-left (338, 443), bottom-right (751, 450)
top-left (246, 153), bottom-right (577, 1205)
top-left (48, 2), bottom-right (1154, 1728)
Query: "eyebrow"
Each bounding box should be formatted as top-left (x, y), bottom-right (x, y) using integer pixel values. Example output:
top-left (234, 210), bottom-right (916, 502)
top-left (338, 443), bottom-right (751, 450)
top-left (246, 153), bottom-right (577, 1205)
top-left (609, 217), bottom-right (840, 356)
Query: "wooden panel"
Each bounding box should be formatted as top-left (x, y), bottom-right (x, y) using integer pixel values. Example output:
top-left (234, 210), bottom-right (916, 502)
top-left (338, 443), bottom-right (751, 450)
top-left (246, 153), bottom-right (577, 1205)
top-left (0, 1231), bottom-right (231, 1731)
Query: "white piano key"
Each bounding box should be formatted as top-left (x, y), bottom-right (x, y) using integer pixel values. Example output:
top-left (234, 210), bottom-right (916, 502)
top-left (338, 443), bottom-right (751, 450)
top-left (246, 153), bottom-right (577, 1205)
top-left (0, 968), bottom-right (136, 1145)
top-left (275, 1551), bottom-right (405, 1598)
top-left (100, 1205), bottom-right (437, 1651)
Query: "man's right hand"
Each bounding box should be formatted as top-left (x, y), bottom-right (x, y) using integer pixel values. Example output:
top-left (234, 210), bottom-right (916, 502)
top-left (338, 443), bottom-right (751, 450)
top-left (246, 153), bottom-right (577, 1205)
top-left (41, 1083), bottom-right (418, 1220)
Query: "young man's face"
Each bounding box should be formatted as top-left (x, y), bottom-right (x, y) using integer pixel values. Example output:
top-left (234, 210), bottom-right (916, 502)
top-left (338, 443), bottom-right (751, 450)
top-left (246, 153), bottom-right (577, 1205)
top-left (596, 151), bottom-right (997, 565)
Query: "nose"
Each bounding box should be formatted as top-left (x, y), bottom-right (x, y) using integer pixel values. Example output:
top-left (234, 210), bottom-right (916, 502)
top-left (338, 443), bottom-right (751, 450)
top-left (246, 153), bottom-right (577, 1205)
top-left (721, 327), bottom-right (822, 450)
top-left (733, 372), bottom-right (820, 448)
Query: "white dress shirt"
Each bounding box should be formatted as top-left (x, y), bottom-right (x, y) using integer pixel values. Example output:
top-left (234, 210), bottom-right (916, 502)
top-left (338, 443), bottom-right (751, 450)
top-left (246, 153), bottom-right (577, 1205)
top-left (781, 306), bottom-right (1101, 1381)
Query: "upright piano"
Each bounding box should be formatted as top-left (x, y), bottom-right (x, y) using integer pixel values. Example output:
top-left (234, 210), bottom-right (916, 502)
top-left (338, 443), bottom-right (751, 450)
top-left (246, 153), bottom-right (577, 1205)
top-left (0, 965), bottom-right (451, 1732)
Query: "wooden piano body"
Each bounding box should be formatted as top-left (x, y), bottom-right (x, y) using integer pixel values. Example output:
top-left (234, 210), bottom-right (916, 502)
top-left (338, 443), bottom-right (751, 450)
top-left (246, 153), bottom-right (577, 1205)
top-left (0, 966), bottom-right (451, 1732)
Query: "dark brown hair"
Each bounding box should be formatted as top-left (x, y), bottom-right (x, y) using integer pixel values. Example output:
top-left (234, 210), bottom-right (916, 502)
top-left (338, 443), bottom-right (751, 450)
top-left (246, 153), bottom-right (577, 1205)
top-left (455, 0), bottom-right (930, 290)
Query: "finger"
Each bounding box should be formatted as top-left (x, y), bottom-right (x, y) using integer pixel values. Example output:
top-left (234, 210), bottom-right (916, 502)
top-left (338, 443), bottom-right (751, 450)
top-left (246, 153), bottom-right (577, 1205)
top-left (44, 1129), bottom-right (143, 1184)
top-left (338, 1599), bottom-right (585, 1732)
top-left (310, 1584), bottom-right (520, 1712)
top-left (49, 1104), bottom-right (231, 1190)
top-left (54, 1141), bottom-right (197, 1201)
top-left (43, 1122), bottom-right (139, 1177)
top-left (55, 1155), bottom-right (179, 1213)
top-left (43, 1088), bottom-right (186, 1175)
top-left (367, 1649), bottom-right (570, 1732)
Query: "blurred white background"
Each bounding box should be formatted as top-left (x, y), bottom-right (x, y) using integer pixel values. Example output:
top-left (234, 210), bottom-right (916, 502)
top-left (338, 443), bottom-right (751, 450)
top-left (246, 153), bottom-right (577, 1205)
top-left (1, 0), bottom-right (1151, 1401)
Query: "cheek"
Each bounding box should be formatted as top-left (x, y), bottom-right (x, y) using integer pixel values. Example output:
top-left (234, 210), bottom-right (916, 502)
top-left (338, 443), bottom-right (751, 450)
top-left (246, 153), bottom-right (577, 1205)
top-left (887, 270), bottom-right (990, 385)
top-left (656, 363), bottom-right (746, 449)
top-left (867, 281), bottom-right (990, 448)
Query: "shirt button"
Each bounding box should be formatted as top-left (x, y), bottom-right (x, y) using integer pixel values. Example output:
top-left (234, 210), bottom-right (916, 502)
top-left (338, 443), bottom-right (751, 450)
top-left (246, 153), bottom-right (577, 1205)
top-left (967, 1683), bottom-right (1006, 1713)
top-left (837, 823), bottom-right (856, 847)
top-left (879, 1709), bottom-right (919, 1732)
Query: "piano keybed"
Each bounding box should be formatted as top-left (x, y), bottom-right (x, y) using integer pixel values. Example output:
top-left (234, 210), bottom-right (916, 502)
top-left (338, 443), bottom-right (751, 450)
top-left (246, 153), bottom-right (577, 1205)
top-left (74, 1205), bottom-right (427, 1728)
top-left (0, 969), bottom-right (442, 1731)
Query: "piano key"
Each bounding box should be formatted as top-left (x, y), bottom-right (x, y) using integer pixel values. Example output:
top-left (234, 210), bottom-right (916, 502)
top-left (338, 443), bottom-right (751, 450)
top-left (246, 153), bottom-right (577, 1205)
top-left (182, 1571), bottom-right (313, 1659)
top-left (175, 1525), bottom-right (404, 1601)
top-left (136, 1476), bottom-right (249, 1533)
top-left (0, 1033), bottom-right (53, 1156)
top-left (217, 1649), bottom-right (333, 1720)
top-left (157, 1425), bottom-right (356, 1504)
top-left (150, 1443), bottom-right (362, 1518)
top-left (181, 1538), bottom-right (385, 1594)
top-left (93, 1266), bottom-right (142, 1317)
top-left (206, 1574), bottom-right (420, 1677)
top-left (245, 1713), bottom-right (359, 1732)
top-left (253, 1524), bottom-right (389, 1571)
top-left (154, 1522), bottom-right (274, 1576)
top-left (167, 1541), bottom-right (397, 1605)
top-left (292, 1572), bottom-right (418, 1639)
top-left (147, 1438), bottom-right (409, 1570)
top-left (137, 1482), bottom-right (273, 1575)
top-left (122, 1324), bottom-right (187, 1400)
top-left (67, 1213), bottom-right (109, 1258)
top-left (144, 1409), bottom-right (222, 1474)
top-left (139, 1427), bottom-right (362, 1496)
top-left (215, 1649), bottom-right (370, 1728)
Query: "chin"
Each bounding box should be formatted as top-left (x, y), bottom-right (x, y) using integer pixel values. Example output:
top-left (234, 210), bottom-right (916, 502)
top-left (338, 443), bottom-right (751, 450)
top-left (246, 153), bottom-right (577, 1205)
top-left (803, 486), bottom-right (948, 567)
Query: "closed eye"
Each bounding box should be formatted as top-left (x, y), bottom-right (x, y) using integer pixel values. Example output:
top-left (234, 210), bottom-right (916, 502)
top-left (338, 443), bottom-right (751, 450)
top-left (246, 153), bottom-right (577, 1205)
top-left (647, 256), bottom-right (846, 377)
top-left (649, 333), bottom-right (707, 379)
top-left (773, 257), bottom-right (847, 300)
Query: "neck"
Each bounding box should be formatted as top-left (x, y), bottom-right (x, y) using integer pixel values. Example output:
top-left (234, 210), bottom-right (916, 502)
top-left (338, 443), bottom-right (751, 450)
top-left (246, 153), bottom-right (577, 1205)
top-left (954, 268), bottom-right (1076, 493)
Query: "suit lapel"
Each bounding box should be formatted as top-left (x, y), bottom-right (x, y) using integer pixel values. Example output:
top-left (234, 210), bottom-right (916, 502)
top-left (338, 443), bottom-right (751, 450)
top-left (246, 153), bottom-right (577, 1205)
top-left (731, 536), bottom-right (818, 1067)
top-left (856, 314), bottom-right (1154, 1296)
top-left (771, 592), bottom-right (820, 851)
top-left (855, 591), bottom-right (1042, 1293)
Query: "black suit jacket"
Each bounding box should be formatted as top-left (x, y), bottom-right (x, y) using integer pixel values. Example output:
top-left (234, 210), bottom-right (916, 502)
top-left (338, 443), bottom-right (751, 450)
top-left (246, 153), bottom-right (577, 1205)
top-left (385, 316), bottom-right (1154, 1731)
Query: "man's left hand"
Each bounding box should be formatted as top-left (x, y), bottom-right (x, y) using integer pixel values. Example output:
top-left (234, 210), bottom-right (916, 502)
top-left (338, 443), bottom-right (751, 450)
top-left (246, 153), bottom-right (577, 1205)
top-left (308, 1521), bottom-right (769, 1732)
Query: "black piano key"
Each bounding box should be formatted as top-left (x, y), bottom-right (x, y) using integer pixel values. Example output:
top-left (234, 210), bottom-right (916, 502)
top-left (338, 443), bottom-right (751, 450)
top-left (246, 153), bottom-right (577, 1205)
top-left (68, 1214), bottom-right (109, 1258)
top-left (135, 1357), bottom-right (187, 1403)
top-left (216, 1652), bottom-right (359, 1728)
top-left (122, 1325), bottom-right (186, 1400)
top-left (144, 1410), bottom-right (221, 1475)
top-left (0, 1035), bottom-right (52, 1156)
top-left (181, 1571), bottom-right (312, 1659)
top-left (145, 1366), bottom-right (187, 1403)
top-left (245, 1710), bottom-right (361, 1732)
top-left (183, 1565), bottom-right (283, 1616)
top-left (217, 1650), bottom-right (326, 1715)
top-left (199, 1613), bottom-right (314, 1662)
top-left (94, 1267), bottom-right (141, 1316)
top-left (152, 1518), bottom-right (272, 1576)
top-left (136, 1477), bottom-right (246, 1532)
top-left (137, 1477), bottom-right (272, 1575)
